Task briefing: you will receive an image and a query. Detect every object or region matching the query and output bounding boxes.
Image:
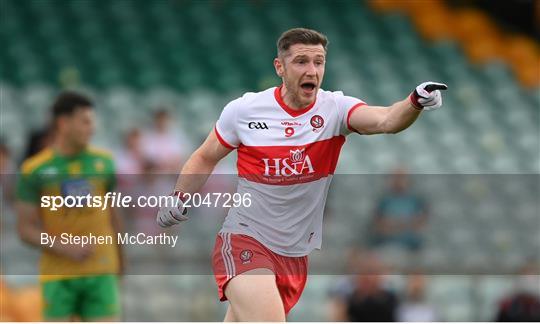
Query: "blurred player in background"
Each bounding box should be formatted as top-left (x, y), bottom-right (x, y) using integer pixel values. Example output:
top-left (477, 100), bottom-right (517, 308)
top-left (157, 27), bottom-right (448, 321)
top-left (15, 92), bottom-right (123, 321)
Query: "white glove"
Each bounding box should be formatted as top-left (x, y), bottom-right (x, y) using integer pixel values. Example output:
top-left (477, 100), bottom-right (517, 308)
top-left (410, 81), bottom-right (448, 111)
top-left (156, 191), bottom-right (188, 227)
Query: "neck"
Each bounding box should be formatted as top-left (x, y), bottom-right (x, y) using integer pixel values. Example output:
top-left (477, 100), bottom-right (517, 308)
top-left (280, 85), bottom-right (312, 110)
top-left (53, 137), bottom-right (85, 157)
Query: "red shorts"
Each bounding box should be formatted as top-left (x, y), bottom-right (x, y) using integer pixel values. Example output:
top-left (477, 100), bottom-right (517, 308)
top-left (212, 232), bottom-right (308, 315)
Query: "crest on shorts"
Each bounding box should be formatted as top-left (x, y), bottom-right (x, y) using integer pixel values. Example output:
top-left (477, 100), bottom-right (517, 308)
top-left (240, 249), bottom-right (253, 264)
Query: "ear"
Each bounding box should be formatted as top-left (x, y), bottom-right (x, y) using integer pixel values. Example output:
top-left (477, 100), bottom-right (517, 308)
top-left (274, 57), bottom-right (284, 78)
top-left (55, 115), bottom-right (69, 132)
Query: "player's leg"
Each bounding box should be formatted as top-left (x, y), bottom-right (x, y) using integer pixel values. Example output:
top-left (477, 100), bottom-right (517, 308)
top-left (224, 268), bottom-right (285, 321)
top-left (223, 304), bottom-right (237, 322)
top-left (42, 279), bottom-right (78, 321)
top-left (79, 275), bottom-right (121, 322)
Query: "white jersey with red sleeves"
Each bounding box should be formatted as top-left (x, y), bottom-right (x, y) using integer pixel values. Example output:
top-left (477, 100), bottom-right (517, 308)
top-left (215, 85), bottom-right (366, 257)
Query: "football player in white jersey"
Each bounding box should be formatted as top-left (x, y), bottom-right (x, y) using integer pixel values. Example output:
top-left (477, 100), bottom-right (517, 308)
top-left (157, 28), bottom-right (447, 321)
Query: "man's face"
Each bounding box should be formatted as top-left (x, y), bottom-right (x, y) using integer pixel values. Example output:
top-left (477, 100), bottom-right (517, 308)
top-left (274, 43), bottom-right (326, 108)
top-left (59, 107), bottom-right (95, 148)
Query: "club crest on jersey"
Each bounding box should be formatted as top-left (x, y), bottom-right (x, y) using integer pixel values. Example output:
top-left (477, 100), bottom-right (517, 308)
top-left (240, 249), bottom-right (253, 264)
top-left (310, 115), bottom-right (324, 133)
top-left (262, 148), bottom-right (315, 177)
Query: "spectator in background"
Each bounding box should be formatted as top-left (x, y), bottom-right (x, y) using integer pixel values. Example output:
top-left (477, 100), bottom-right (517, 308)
top-left (397, 275), bottom-right (437, 322)
top-left (140, 108), bottom-right (191, 173)
top-left (115, 128), bottom-right (145, 175)
top-left (496, 261), bottom-right (540, 321)
top-left (0, 140), bottom-right (13, 175)
top-left (115, 128), bottom-right (147, 219)
top-left (370, 167), bottom-right (428, 251)
top-left (129, 160), bottom-right (175, 235)
top-left (0, 140), bottom-right (15, 203)
top-left (328, 250), bottom-right (399, 321)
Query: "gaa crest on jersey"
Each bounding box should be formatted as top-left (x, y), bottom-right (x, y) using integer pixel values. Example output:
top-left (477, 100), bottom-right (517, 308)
top-left (240, 249), bottom-right (253, 264)
top-left (248, 122), bottom-right (269, 130)
top-left (310, 115), bottom-right (324, 133)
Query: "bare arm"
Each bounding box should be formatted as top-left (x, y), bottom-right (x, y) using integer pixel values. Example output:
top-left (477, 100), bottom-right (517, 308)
top-left (156, 129), bottom-right (233, 227)
top-left (349, 82), bottom-right (448, 135)
top-left (16, 202), bottom-right (93, 261)
top-left (16, 202), bottom-right (47, 248)
top-left (173, 129), bottom-right (233, 194)
top-left (349, 98), bottom-right (421, 135)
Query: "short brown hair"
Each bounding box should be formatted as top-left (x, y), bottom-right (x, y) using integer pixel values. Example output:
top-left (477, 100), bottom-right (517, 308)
top-left (51, 91), bottom-right (93, 120)
top-left (277, 28), bottom-right (328, 57)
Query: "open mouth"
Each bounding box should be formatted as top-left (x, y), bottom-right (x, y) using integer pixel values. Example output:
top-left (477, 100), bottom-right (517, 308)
top-left (300, 82), bottom-right (316, 92)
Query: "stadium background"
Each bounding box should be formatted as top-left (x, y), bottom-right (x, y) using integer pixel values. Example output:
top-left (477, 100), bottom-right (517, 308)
top-left (1, 0), bottom-right (539, 321)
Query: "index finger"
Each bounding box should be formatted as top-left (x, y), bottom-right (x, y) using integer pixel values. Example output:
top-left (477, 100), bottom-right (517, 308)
top-left (425, 83), bottom-right (448, 92)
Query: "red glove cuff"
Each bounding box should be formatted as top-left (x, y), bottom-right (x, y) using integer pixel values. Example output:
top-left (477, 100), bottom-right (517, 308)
top-left (172, 191), bottom-right (187, 202)
top-left (409, 92), bottom-right (424, 110)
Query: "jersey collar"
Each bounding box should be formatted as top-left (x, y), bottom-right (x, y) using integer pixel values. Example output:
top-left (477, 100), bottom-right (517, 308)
top-left (274, 85), bottom-right (317, 118)
top-left (52, 146), bottom-right (88, 160)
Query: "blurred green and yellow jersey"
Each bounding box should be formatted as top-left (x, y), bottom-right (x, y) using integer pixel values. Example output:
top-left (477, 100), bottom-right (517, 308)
top-left (16, 146), bottom-right (119, 282)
